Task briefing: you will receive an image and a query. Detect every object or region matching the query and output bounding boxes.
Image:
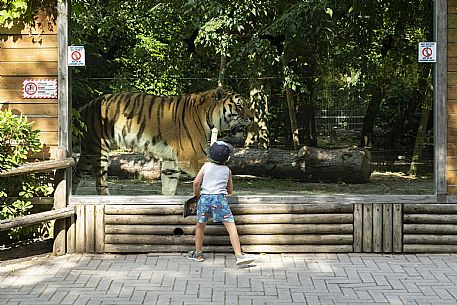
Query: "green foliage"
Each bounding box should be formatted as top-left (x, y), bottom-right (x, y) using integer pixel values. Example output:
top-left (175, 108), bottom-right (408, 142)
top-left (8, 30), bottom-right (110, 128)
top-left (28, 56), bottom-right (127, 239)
top-left (70, 0), bottom-right (433, 150)
top-left (72, 108), bottom-right (87, 148)
top-left (71, 0), bottom-right (190, 107)
top-left (0, 0), bottom-right (29, 25)
top-left (0, 110), bottom-right (52, 241)
top-left (0, 110), bottom-right (42, 171)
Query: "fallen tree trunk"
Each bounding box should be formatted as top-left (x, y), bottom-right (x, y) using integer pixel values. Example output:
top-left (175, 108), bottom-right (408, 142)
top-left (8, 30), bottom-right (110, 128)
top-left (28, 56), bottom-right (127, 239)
top-left (228, 147), bottom-right (372, 183)
top-left (107, 146), bottom-right (372, 183)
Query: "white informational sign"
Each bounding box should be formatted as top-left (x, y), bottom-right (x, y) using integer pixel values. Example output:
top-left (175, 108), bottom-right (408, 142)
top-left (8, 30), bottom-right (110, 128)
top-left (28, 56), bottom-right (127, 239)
top-left (418, 42), bottom-right (436, 62)
top-left (68, 45), bottom-right (86, 66)
top-left (22, 79), bottom-right (58, 99)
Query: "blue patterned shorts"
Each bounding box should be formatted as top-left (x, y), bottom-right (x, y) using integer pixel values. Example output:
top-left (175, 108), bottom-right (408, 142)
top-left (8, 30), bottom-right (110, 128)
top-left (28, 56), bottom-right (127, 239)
top-left (196, 194), bottom-right (235, 223)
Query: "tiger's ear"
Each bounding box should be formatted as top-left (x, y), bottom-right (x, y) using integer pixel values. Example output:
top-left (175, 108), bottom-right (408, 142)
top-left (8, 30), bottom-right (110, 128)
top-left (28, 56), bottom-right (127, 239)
top-left (214, 87), bottom-right (225, 101)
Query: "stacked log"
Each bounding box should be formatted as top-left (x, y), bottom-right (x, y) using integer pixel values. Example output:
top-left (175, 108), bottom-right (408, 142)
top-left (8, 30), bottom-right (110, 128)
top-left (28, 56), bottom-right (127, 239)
top-left (102, 197), bottom-right (354, 253)
top-left (403, 204), bottom-right (457, 253)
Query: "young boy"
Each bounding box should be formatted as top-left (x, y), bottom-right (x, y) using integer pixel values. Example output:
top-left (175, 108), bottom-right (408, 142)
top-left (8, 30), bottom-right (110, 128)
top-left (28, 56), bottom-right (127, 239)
top-left (187, 140), bottom-right (255, 267)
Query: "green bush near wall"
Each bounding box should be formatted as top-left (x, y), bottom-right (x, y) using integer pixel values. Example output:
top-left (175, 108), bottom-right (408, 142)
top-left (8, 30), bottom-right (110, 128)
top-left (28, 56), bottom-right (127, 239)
top-left (0, 110), bottom-right (53, 241)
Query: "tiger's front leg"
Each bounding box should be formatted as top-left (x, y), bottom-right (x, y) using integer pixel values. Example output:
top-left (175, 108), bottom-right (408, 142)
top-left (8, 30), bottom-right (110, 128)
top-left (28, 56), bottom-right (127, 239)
top-left (161, 160), bottom-right (181, 195)
top-left (94, 155), bottom-right (110, 195)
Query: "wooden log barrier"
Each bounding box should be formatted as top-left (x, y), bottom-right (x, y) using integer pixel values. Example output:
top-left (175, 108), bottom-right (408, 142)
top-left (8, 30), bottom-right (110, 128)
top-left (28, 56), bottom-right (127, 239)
top-left (74, 197), bottom-right (457, 254)
top-left (71, 197), bottom-right (355, 253)
top-left (403, 203), bottom-right (457, 253)
top-left (0, 207), bottom-right (75, 231)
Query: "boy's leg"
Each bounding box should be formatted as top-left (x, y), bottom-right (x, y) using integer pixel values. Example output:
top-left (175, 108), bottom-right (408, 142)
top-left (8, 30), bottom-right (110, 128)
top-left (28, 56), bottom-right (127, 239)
top-left (223, 222), bottom-right (242, 255)
top-left (224, 221), bottom-right (255, 266)
top-left (195, 222), bottom-right (206, 252)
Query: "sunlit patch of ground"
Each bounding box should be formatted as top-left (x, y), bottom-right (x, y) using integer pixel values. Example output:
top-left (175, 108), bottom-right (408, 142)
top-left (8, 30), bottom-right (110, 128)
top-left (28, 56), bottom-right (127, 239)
top-left (74, 170), bottom-right (433, 196)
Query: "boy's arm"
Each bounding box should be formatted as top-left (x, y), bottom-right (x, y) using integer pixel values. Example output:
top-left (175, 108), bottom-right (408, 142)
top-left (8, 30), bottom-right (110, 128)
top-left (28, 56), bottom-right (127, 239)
top-left (193, 165), bottom-right (205, 196)
top-left (227, 170), bottom-right (234, 195)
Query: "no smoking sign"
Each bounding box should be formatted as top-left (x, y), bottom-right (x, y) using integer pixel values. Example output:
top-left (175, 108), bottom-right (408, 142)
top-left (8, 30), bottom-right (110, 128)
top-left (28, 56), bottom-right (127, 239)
top-left (418, 42), bottom-right (436, 63)
top-left (68, 46), bottom-right (85, 66)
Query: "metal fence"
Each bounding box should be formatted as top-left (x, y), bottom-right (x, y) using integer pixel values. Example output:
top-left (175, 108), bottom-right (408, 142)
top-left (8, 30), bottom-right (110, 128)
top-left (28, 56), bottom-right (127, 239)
top-left (315, 109), bottom-right (365, 137)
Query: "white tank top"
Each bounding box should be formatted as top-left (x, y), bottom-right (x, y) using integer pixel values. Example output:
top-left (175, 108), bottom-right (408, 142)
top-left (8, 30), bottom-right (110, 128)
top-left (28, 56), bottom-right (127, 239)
top-left (200, 162), bottom-right (230, 195)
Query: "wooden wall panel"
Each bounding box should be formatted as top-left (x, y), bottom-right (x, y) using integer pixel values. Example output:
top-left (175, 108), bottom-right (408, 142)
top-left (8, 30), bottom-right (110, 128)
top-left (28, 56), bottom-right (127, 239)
top-left (0, 48), bottom-right (57, 62)
top-left (0, 2), bottom-right (59, 160)
top-left (0, 34), bottom-right (58, 48)
top-left (0, 62), bottom-right (58, 76)
top-left (0, 102), bottom-right (58, 116)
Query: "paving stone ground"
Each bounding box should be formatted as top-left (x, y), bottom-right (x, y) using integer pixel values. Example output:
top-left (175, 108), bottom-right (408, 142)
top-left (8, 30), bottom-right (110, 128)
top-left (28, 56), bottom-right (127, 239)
top-left (1, 252), bottom-right (457, 305)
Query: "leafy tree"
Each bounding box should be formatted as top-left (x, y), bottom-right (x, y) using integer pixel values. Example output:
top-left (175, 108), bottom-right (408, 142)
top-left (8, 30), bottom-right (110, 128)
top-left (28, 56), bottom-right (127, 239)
top-left (70, 0), bottom-right (433, 156)
top-left (71, 0), bottom-right (189, 107)
top-left (0, 0), bottom-right (29, 25)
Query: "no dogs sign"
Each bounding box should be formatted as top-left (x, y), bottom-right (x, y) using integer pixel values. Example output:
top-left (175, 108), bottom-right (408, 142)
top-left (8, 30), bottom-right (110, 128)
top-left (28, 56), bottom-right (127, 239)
top-left (68, 46), bottom-right (85, 66)
top-left (418, 42), bottom-right (436, 63)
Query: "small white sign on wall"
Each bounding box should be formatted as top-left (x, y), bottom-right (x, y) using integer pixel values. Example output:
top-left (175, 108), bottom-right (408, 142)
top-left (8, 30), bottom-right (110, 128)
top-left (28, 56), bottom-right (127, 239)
top-left (22, 79), bottom-right (58, 99)
top-left (418, 42), bottom-right (436, 63)
top-left (68, 45), bottom-right (86, 66)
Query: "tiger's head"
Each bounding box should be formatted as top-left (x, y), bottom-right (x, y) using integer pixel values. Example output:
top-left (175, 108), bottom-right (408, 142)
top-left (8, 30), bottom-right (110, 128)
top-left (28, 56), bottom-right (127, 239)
top-left (210, 87), bottom-right (252, 132)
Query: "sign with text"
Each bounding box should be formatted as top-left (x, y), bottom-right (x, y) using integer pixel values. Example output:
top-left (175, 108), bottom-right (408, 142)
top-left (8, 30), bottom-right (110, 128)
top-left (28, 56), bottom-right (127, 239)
top-left (68, 45), bottom-right (86, 66)
top-left (22, 79), bottom-right (58, 99)
top-left (418, 42), bottom-right (436, 62)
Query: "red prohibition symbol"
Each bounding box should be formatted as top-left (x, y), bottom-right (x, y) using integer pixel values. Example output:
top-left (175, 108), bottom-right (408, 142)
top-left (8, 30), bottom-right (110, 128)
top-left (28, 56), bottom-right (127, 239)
top-left (71, 50), bottom-right (81, 61)
top-left (422, 47), bottom-right (433, 58)
top-left (24, 82), bottom-right (37, 95)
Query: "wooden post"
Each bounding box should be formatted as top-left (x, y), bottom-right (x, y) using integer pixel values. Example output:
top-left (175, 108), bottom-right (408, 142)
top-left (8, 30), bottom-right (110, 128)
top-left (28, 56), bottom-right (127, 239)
top-left (353, 203), bottom-right (363, 252)
top-left (85, 205), bottom-right (95, 252)
top-left (75, 205), bottom-right (86, 253)
top-left (382, 204), bottom-right (393, 253)
top-left (53, 148), bottom-right (67, 256)
top-left (95, 205), bottom-right (105, 253)
top-left (372, 203), bottom-right (382, 253)
top-left (393, 203), bottom-right (403, 253)
top-left (66, 213), bottom-right (76, 253)
top-left (58, 0), bottom-right (70, 149)
top-left (434, 0), bottom-right (447, 198)
top-left (57, 0), bottom-right (71, 254)
top-left (362, 204), bottom-right (373, 252)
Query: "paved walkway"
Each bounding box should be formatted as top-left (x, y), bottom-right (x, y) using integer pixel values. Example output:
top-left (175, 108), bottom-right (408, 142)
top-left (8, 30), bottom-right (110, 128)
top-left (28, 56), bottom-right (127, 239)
top-left (1, 252), bottom-right (457, 305)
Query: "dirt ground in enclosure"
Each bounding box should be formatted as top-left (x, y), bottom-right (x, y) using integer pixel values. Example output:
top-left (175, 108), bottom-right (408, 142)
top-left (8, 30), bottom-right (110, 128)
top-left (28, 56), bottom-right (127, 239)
top-left (74, 171), bottom-right (434, 196)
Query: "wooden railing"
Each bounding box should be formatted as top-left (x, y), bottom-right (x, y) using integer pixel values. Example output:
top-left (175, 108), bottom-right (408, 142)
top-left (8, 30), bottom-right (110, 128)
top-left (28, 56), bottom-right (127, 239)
top-left (0, 152), bottom-right (75, 256)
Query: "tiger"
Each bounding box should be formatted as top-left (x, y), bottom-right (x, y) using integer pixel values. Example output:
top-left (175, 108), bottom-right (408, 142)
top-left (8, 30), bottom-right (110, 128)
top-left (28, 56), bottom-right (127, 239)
top-left (72, 87), bottom-right (251, 195)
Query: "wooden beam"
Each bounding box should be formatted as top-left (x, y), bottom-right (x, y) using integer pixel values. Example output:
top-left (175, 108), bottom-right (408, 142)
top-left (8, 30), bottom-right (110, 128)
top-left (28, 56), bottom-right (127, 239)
top-left (0, 207), bottom-right (75, 231)
top-left (105, 234), bottom-right (353, 245)
top-left (0, 158), bottom-right (74, 177)
top-left (105, 223), bottom-right (353, 235)
top-left (104, 213), bottom-right (353, 225)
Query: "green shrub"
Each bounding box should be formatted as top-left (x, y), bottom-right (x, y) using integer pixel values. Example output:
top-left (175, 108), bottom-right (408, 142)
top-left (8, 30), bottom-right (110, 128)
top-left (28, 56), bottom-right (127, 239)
top-left (0, 110), bottom-right (52, 241)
